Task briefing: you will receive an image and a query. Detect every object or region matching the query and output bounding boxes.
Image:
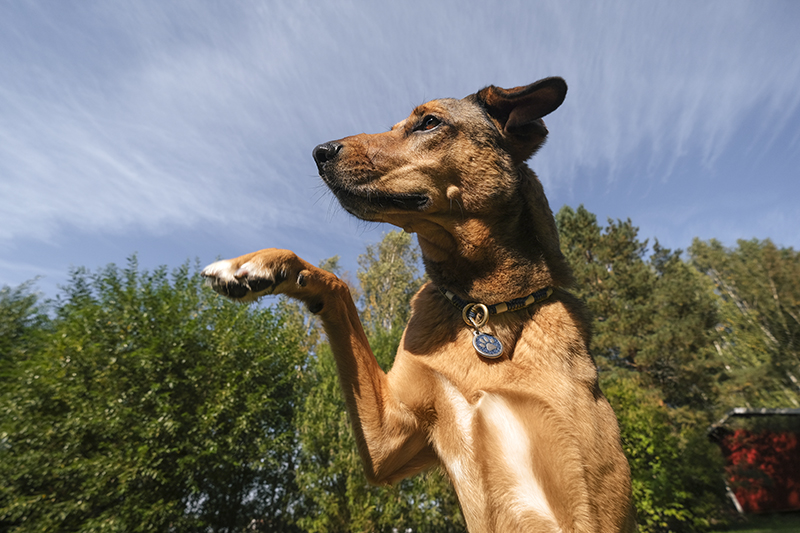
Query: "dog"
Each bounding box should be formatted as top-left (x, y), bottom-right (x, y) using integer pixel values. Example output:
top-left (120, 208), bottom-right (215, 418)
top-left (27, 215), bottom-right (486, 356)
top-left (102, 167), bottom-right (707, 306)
top-left (202, 77), bottom-right (636, 532)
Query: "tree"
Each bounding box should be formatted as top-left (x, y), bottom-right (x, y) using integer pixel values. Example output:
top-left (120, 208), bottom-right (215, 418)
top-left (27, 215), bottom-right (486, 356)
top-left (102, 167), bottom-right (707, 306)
top-left (0, 282), bottom-right (50, 376)
top-left (0, 282), bottom-right (52, 532)
top-left (0, 259), bottom-right (307, 532)
top-left (357, 230), bottom-right (424, 335)
top-left (10, 218), bottom-right (793, 531)
top-left (556, 205), bottom-right (656, 372)
top-left (641, 243), bottom-right (723, 413)
top-left (556, 205), bottom-right (724, 411)
top-left (604, 372), bottom-right (725, 533)
top-left (690, 238), bottom-right (800, 410)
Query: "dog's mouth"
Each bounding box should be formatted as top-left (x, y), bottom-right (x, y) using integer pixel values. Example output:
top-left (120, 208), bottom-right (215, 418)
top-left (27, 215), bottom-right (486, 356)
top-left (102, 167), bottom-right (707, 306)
top-left (323, 178), bottom-right (431, 219)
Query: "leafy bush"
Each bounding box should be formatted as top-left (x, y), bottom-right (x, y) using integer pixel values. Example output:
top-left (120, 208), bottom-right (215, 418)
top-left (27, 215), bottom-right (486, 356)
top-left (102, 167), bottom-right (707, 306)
top-left (0, 259), bottom-right (307, 532)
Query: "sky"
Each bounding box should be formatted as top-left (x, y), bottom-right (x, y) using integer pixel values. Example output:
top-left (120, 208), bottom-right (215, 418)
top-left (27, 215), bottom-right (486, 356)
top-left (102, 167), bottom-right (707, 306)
top-left (1, 1), bottom-right (799, 300)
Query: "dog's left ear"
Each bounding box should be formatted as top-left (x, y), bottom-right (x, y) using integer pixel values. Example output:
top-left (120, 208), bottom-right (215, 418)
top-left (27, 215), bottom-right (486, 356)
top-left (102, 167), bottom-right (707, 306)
top-left (471, 77), bottom-right (567, 162)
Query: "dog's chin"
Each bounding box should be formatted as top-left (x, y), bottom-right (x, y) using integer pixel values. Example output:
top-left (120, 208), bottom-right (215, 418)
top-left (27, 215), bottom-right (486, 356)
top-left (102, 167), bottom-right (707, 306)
top-left (327, 183), bottom-right (431, 221)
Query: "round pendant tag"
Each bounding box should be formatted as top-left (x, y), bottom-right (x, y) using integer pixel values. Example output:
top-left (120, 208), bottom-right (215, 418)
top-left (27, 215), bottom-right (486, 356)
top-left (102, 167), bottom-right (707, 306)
top-left (473, 332), bottom-right (503, 358)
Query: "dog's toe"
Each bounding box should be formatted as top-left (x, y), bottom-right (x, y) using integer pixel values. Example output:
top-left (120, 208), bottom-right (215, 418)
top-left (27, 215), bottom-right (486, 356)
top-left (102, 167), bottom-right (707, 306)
top-left (220, 279), bottom-right (252, 299)
top-left (244, 276), bottom-right (274, 293)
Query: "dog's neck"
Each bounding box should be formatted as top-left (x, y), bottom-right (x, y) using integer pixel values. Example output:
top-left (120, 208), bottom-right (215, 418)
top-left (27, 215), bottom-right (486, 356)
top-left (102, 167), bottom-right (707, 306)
top-left (415, 172), bottom-right (573, 304)
top-left (417, 225), bottom-right (550, 304)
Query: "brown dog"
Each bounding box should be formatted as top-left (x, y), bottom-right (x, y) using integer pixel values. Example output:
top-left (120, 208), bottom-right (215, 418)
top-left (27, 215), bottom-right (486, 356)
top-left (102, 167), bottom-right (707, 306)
top-left (202, 77), bottom-right (636, 532)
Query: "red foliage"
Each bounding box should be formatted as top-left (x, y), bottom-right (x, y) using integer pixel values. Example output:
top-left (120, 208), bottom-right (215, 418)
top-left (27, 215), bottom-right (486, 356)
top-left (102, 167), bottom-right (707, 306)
top-left (720, 429), bottom-right (800, 513)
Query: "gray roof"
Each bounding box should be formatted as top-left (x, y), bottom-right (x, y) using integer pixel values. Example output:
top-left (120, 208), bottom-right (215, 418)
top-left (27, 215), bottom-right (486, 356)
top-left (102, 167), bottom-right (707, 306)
top-left (708, 407), bottom-right (800, 439)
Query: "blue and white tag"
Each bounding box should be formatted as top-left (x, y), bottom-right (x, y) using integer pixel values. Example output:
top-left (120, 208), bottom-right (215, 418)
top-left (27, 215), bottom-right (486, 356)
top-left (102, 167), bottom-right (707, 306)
top-left (472, 331), bottom-right (503, 358)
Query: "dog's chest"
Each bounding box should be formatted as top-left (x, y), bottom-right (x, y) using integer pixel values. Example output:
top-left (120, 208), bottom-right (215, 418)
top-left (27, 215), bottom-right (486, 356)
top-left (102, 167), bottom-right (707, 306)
top-left (431, 376), bottom-right (560, 532)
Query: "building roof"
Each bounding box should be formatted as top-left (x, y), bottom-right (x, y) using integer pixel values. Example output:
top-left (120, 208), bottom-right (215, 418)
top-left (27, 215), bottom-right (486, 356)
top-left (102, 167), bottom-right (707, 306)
top-left (708, 407), bottom-right (800, 441)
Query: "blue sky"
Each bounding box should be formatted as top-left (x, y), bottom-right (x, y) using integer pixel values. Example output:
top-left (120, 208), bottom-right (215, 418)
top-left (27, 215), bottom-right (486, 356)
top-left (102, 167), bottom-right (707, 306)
top-left (2, 1), bottom-right (799, 299)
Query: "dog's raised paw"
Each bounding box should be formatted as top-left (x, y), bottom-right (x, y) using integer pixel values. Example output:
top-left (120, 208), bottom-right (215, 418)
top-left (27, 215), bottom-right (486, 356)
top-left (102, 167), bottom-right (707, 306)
top-left (201, 259), bottom-right (285, 302)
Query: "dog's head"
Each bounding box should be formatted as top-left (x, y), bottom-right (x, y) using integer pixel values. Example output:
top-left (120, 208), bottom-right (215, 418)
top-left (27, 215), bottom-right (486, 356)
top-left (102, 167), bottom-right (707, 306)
top-left (313, 77), bottom-right (566, 226)
top-left (312, 77), bottom-right (573, 292)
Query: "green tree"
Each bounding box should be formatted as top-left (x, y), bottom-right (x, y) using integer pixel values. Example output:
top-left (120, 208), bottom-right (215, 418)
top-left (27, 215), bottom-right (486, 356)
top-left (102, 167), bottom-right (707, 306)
top-left (556, 205), bottom-right (656, 372)
top-left (642, 243), bottom-right (723, 413)
top-left (0, 259), bottom-right (307, 532)
top-left (357, 230), bottom-right (423, 334)
top-left (556, 206), bottom-right (723, 411)
top-left (0, 281), bottom-right (50, 379)
top-left (0, 282), bottom-right (52, 532)
top-left (605, 372), bottom-right (725, 533)
top-left (690, 238), bottom-right (800, 409)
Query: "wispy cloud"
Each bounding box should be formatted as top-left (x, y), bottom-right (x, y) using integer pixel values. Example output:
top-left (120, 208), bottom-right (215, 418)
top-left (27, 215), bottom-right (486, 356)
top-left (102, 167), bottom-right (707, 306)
top-left (0, 3), bottom-right (317, 242)
top-left (1, 0), bottom-right (798, 254)
top-left (531, 2), bottom-right (800, 190)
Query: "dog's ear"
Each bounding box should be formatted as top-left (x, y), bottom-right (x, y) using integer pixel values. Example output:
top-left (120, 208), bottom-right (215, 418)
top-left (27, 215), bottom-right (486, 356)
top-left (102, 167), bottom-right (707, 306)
top-left (471, 77), bottom-right (567, 162)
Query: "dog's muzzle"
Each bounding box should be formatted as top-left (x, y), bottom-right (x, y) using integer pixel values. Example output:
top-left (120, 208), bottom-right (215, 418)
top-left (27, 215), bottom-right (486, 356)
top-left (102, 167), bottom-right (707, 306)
top-left (312, 139), bottom-right (431, 218)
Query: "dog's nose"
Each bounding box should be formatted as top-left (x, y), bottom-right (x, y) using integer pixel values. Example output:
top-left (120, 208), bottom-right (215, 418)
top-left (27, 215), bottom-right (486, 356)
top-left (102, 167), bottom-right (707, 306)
top-left (312, 142), bottom-right (343, 172)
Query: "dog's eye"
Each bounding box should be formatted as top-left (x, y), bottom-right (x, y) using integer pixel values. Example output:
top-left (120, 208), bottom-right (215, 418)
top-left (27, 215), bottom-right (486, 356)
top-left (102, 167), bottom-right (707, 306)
top-left (418, 115), bottom-right (441, 132)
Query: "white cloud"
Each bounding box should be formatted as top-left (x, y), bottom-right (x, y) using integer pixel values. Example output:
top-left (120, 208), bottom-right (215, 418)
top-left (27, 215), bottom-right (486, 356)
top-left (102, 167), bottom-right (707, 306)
top-left (1, 0), bottom-right (798, 252)
top-left (530, 2), bottom-right (800, 190)
top-left (0, 3), bottom-right (312, 243)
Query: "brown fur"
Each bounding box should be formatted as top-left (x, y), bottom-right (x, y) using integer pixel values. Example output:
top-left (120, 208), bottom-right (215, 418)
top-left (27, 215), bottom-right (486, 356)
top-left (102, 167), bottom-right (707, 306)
top-left (202, 77), bottom-right (636, 532)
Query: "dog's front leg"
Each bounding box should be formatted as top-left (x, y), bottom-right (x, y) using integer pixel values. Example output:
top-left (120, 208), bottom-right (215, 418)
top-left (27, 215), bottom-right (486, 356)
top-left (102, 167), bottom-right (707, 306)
top-left (202, 248), bottom-right (435, 484)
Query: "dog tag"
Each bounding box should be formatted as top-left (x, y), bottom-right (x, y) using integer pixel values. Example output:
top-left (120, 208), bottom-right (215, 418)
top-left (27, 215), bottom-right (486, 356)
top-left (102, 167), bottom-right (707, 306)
top-left (472, 330), bottom-right (503, 358)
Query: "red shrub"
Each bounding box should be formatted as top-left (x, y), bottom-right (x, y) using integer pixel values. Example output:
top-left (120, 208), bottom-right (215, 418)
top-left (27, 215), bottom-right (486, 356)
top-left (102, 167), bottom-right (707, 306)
top-left (720, 430), bottom-right (800, 513)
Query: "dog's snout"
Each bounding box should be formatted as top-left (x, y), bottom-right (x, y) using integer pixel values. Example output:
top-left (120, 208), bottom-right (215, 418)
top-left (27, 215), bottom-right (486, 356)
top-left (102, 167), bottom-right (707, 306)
top-left (313, 142), bottom-right (343, 172)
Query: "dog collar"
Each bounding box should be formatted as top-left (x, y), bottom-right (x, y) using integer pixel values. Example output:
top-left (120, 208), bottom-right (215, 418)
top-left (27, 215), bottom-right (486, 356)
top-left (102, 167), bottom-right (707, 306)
top-left (438, 286), bottom-right (553, 359)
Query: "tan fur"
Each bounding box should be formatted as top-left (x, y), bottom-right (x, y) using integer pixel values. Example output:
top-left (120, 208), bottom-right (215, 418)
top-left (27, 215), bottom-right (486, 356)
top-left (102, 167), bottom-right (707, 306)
top-left (202, 77), bottom-right (636, 532)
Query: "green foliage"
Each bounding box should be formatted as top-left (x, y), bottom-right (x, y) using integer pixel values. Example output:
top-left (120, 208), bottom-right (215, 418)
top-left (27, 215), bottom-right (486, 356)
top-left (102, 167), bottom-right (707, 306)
top-left (605, 372), bottom-right (726, 533)
top-left (0, 259), bottom-right (307, 532)
top-left (3, 218), bottom-right (798, 532)
top-left (644, 243), bottom-right (724, 412)
top-left (357, 231), bottom-right (424, 333)
top-left (556, 205), bottom-right (722, 411)
top-left (556, 205), bottom-right (658, 368)
top-left (0, 281), bottom-right (50, 375)
top-left (295, 341), bottom-right (363, 533)
top-left (690, 238), bottom-right (800, 410)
